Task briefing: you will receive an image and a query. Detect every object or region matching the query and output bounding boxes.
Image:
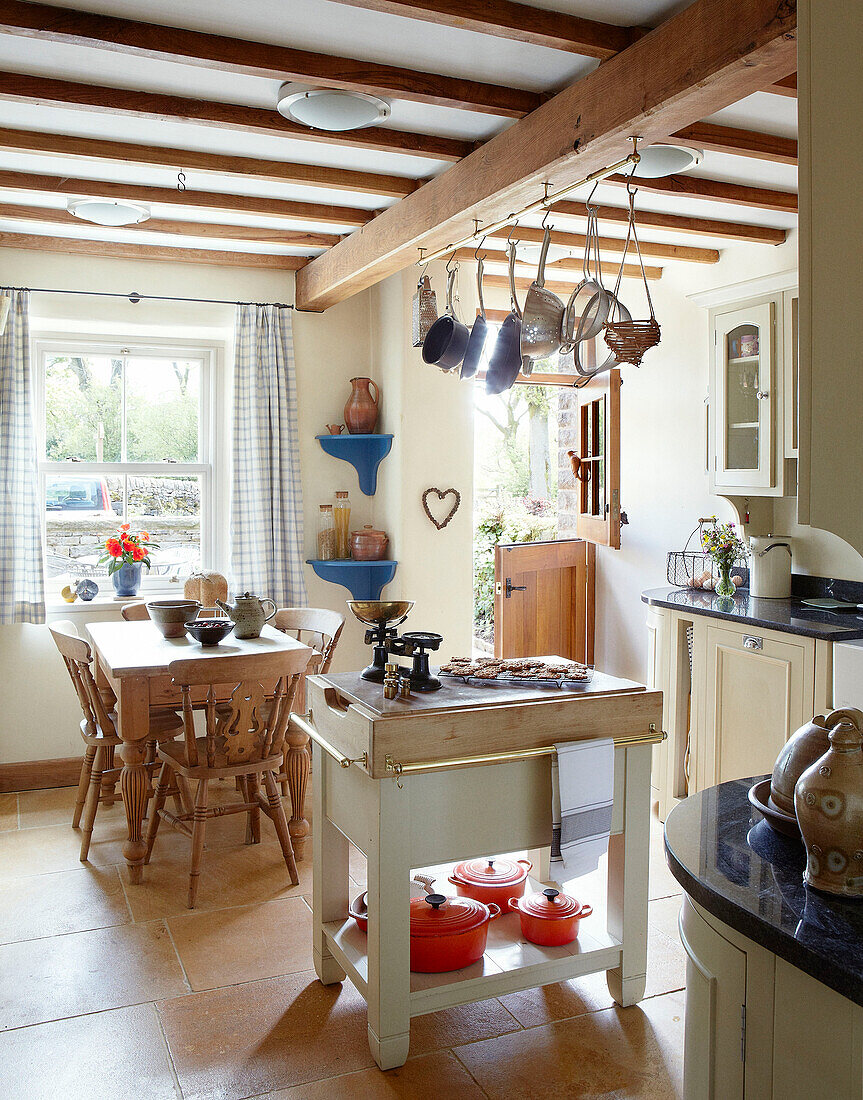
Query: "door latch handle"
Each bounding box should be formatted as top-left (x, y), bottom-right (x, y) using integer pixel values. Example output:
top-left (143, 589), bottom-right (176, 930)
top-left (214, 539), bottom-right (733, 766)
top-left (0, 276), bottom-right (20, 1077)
top-left (742, 635), bottom-right (763, 650)
top-left (505, 578), bottom-right (527, 598)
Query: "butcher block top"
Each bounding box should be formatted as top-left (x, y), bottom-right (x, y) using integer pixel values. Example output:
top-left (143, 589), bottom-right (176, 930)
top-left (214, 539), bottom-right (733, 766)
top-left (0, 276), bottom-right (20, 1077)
top-left (306, 664), bottom-right (662, 779)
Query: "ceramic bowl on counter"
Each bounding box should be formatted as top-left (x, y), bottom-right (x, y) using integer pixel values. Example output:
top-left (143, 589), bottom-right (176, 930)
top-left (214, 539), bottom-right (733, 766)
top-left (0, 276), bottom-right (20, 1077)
top-left (508, 887), bottom-right (592, 946)
top-left (447, 856), bottom-right (533, 908)
top-left (350, 525), bottom-right (389, 561)
top-left (147, 599), bottom-right (201, 639)
top-left (184, 618), bottom-right (234, 647)
top-left (409, 893), bottom-right (500, 973)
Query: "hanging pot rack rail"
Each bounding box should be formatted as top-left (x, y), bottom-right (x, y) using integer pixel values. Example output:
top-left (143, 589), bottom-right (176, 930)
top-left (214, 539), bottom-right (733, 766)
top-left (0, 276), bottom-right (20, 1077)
top-left (416, 142), bottom-right (641, 268)
top-left (0, 285), bottom-right (305, 310)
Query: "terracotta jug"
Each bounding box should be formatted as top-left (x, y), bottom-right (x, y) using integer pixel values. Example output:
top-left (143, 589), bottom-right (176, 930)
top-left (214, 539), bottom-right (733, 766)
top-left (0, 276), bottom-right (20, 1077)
top-left (795, 716), bottom-right (863, 896)
top-left (344, 377), bottom-right (380, 434)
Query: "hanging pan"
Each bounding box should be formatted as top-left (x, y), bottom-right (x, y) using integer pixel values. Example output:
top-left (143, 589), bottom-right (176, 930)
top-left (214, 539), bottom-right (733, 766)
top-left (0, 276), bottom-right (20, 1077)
top-left (560, 205), bottom-right (611, 355)
top-left (461, 253), bottom-right (489, 379)
top-left (422, 262), bottom-right (470, 371)
top-left (485, 242), bottom-right (524, 395)
top-left (520, 223), bottom-right (565, 364)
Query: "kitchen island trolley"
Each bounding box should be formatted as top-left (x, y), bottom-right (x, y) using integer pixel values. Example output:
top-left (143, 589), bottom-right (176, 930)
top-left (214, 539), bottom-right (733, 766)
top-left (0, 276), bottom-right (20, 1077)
top-left (297, 668), bottom-right (664, 1070)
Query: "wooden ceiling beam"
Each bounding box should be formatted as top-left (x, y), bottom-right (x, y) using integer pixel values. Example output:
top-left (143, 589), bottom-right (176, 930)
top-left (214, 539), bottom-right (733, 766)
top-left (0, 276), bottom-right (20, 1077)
top-left (0, 126), bottom-right (417, 199)
top-left (481, 225), bottom-right (719, 264)
top-left (483, 267), bottom-right (661, 292)
top-left (296, 0), bottom-right (797, 308)
top-left (551, 200), bottom-right (786, 245)
top-left (0, 169), bottom-right (375, 228)
top-left (0, 71), bottom-right (470, 162)
top-left (767, 73), bottom-right (797, 97)
top-left (0, 201), bottom-right (338, 247)
top-left (325, 0), bottom-right (645, 59)
top-left (672, 122), bottom-right (797, 164)
top-left (0, 230), bottom-right (308, 268)
top-left (0, 0), bottom-right (539, 117)
top-left (605, 172), bottom-right (798, 213)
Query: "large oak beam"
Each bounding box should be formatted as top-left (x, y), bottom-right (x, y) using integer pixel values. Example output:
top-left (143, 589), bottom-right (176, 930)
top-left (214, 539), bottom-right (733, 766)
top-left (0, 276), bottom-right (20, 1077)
top-left (296, 0), bottom-right (797, 310)
top-left (0, 201), bottom-right (337, 247)
top-left (551, 199), bottom-right (786, 245)
top-left (0, 169), bottom-right (374, 228)
top-left (0, 0), bottom-right (538, 117)
top-left (325, 0), bottom-right (644, 58)
top-left (606, 172), bottom-right (798, 213)
top-left (0, 230), bottom-right (307, 268)
top-left (0, 71), bottom-right (469, 162)
top-left (767, 73), bottom-right (797, 96)
top-left (673, 121), bottom-right (797, 164)
top-left (0, 126), bottom-right (418, 199)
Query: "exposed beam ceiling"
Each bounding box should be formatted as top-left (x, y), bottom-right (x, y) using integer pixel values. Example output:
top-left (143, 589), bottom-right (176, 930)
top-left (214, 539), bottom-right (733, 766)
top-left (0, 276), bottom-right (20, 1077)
top-left (0, 72), bottom-right (471, 162)
top-left (297, 0), bottom-right (796, 309)
top-left (552, 199), bottom-right (785, 245)
top-left (0, 230), bottom-right (307, 268)
top-left (325, 0), bottom-right (645, 58)
top-left (606, 173), bottom-right (797, 213)
top-left (767, 73), bottom-right (797, 97)
top-left (0, 169), bottom-right (375, 228)
top-left (484, 268), bottom-right (662, 291)
top-left (673, 122), bottom-right (797, 164)
top-left (479, 226), bottom-right (719, 264)
top-left (0, 0), bottom-right (539, 117)
top-left (0, 201), bottom-right (338, 247)
top-left (0, 127), bottom-right (419, 198)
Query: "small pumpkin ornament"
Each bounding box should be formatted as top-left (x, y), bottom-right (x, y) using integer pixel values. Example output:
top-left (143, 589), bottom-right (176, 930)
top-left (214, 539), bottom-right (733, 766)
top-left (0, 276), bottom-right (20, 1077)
top-left (184, 571), bottom-right (228, 609)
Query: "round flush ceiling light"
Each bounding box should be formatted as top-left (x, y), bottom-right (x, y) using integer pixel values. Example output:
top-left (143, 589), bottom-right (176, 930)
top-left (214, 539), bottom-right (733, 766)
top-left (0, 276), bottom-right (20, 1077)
top-left (67, 198), bottom-right (151, 227)
top-left (634, 143), bottom-right (704, 178)
top-left (277, 82), bottom-right (390, 131)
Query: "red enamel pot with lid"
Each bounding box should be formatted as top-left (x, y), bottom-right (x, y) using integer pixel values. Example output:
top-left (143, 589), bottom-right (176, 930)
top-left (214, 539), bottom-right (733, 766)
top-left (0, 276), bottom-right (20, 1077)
top-left (509, 887), bottom-right (593, 947)
top-left (410, 893), bottom-right (500, 973)
top-left (448, 856), bottom-right (533, 908)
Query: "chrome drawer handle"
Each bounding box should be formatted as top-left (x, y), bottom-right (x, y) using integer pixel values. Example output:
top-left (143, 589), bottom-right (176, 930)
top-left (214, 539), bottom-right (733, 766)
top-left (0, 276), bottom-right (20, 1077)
top-left (742, 635), bottom-right (763, 650)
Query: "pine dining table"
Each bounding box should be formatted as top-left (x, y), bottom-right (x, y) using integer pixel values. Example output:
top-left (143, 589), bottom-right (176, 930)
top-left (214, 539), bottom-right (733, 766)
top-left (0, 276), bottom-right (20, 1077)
top-left (85, 619), bottom-right (314, 884)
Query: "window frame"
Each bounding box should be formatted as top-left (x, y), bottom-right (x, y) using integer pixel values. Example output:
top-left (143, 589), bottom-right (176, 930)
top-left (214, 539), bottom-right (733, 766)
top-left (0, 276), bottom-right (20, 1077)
top-left (33, 333), bottom-right (223, 594)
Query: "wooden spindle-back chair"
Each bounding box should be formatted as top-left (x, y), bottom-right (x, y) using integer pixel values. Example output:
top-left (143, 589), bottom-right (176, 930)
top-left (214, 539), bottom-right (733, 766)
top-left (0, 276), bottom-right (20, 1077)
top-left (145, 645), bottom-right (312, 908)
top-left (49, 620), bottom-right (185, 861)
top-left (120, 603), bottom-right (150, 621)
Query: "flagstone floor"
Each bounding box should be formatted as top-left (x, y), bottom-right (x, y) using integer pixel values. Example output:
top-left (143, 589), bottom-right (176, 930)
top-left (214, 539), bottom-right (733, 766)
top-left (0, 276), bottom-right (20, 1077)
top-left (0, 783), bottom-right (685, 1099)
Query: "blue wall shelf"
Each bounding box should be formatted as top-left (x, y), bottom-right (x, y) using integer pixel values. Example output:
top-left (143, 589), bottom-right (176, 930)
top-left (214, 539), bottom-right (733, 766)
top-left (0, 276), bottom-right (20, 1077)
top-left (316, 433), bottom-right (393, 496)
top-left (306, 559), bottom-right (398, 601)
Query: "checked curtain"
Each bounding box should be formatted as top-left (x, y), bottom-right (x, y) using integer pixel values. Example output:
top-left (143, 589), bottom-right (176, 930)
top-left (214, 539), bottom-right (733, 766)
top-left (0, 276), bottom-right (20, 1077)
top-left (0, 288), bottom-right (45, 624)
top-left (230, 304), bottom-right (307, 607)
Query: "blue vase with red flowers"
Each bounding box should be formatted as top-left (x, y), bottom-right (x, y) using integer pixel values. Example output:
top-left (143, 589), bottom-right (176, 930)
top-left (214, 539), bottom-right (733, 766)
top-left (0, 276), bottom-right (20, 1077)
top-left (111, 562), bottom-right (143, 597)
top-left (99, 524), bottom-right (158, 598)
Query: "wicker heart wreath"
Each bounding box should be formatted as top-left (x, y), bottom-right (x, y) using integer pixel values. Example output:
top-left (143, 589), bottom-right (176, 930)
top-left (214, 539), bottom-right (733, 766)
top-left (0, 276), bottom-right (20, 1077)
top-left (422, 487), bottom-right (461, 530)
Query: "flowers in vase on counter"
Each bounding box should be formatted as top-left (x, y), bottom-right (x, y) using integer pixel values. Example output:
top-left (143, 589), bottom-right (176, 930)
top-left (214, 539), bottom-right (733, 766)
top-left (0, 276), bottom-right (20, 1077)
top-left (98, 524), bottom-right (159, 575)
top-left (701, 518), bottom-right (747, 597)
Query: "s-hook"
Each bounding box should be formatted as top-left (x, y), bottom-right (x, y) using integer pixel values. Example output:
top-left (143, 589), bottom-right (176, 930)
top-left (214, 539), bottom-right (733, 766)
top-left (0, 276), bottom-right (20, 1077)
top-left (177, 169), bottom-right (186, 192)
top-left (474, 234), bottom-right (487, 261)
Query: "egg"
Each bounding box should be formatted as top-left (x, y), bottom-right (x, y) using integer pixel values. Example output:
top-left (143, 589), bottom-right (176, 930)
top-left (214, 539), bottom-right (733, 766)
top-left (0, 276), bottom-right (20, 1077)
top-left (702, 578), bottom-right (715, 591)
top-left (732, 575), bottom-right (744, 587)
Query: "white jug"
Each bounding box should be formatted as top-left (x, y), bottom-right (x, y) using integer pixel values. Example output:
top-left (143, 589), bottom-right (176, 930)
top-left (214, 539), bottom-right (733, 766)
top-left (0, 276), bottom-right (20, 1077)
top-left (749, 535), bottom-right (792, 598)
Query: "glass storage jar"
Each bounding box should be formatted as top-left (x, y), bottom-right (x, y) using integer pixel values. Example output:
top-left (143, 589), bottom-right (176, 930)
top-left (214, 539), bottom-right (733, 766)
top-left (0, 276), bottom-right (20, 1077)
top-left (333, 491), bottom-right (352, 559)
top-left (317, 504), bottom-right (336, 561)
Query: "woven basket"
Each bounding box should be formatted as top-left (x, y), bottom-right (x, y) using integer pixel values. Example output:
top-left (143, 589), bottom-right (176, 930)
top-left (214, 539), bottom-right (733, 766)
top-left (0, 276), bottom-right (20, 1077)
top-left (604, 317), bottom-right (661, 367)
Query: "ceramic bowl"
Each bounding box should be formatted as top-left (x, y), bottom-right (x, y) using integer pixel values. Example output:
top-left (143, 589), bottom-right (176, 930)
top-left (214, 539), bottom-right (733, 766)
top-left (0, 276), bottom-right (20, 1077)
top-left (184, 618), bottom-right (234, 647)
top-left (147, 599), bottom-right (201, 639)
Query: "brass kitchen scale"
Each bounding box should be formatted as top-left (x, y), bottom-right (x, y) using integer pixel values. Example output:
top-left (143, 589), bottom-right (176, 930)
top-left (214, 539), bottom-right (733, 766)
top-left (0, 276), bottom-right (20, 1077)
top-left (347, 600), bottom-right (443, 692)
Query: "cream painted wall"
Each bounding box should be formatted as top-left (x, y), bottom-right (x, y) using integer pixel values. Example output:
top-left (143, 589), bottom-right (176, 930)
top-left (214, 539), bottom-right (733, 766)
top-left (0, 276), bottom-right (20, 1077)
top-left (0, 245), bottom-right (375, 764)
top-left (589, 228), bottom-right (863, 685)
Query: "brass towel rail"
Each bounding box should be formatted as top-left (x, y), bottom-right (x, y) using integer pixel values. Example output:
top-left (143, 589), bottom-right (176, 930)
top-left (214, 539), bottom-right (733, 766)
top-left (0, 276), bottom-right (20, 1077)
top-left (291, 711), bottom-right (665, 778)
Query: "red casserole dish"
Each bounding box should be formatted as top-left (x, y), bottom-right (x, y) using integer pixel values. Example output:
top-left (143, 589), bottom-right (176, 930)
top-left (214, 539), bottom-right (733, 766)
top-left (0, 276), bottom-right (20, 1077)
top-left (448, 856), bottom-right (532, 908)
top-left (410, 893), bottom-right (500, 972)
top-left (509, 887), bottom-right (592, 947)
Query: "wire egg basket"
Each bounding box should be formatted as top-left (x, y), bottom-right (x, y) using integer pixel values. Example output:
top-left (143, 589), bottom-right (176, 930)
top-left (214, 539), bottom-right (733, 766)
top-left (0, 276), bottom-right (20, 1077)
top-left (666, 520), bottom-right (749, 590)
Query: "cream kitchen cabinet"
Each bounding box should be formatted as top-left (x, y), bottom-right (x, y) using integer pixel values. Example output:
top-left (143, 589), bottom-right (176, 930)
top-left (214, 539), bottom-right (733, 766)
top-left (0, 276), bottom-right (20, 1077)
top-left (646, 599), bottom-right (832, 821)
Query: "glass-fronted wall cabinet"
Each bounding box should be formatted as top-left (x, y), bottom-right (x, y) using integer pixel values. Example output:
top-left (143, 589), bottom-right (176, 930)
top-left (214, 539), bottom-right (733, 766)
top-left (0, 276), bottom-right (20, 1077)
top-left (706, 282), bottom-right (797, 497)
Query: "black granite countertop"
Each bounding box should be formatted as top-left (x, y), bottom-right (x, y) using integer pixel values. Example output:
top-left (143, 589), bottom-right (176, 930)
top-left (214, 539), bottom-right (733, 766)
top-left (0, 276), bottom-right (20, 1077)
top-left (642, 586), bottom-right (863, 641)
top-left (665, 778), bottom-right (863, 1007)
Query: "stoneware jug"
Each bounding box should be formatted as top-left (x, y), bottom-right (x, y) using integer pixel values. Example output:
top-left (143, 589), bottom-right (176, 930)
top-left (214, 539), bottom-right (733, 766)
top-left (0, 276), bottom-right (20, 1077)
top-left (795, 716), bottom-right (863, 897)
top-left (770, 708), bottom-right (863, 815)
top-left (215, 591), bottom-right (277, 639)
top-left (344, 377), bottom-right (380, 434)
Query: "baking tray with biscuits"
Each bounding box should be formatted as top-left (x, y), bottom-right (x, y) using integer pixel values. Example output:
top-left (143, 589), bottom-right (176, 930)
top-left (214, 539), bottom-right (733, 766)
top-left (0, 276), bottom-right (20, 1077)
top-left (439, 657), bottom-right (594, 688)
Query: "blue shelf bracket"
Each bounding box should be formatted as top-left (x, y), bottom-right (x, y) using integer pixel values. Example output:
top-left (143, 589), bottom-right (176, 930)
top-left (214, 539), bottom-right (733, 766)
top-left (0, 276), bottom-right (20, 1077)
top-left (306, 560), bottom-right (398, 601)
top-left (316, 433), bottom-right (394, 496)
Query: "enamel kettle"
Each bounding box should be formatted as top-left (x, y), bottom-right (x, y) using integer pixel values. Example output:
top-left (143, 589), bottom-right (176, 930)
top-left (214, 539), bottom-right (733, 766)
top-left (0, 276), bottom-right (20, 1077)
top-left (215, 591), bottom-right (277, 639)
top-left (749, 535), bottom-right (792, 599)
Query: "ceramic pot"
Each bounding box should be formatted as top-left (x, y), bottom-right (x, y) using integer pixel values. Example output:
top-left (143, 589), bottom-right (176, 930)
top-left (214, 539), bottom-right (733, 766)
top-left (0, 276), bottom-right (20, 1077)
top-left (447, 857), bottom-right (532, 908)
top-left (215, 592), bottom-right (277, 639)
top-left (112, 562), bottom-right (142, 597)
top-left (146, 599), bottom-right (201, 639)
top-left (409, 893), bottom-right (500, 973)
top-left (770, 709), bottom-right (863, 815)
top-left (508, 888), bottom-right (593, 947)
top-left (350, 525), bottom-right (389, 561)
top-left (795, 716), bottom-right (863, 896)
top-left (344, 377), bottom-right (380, 434)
